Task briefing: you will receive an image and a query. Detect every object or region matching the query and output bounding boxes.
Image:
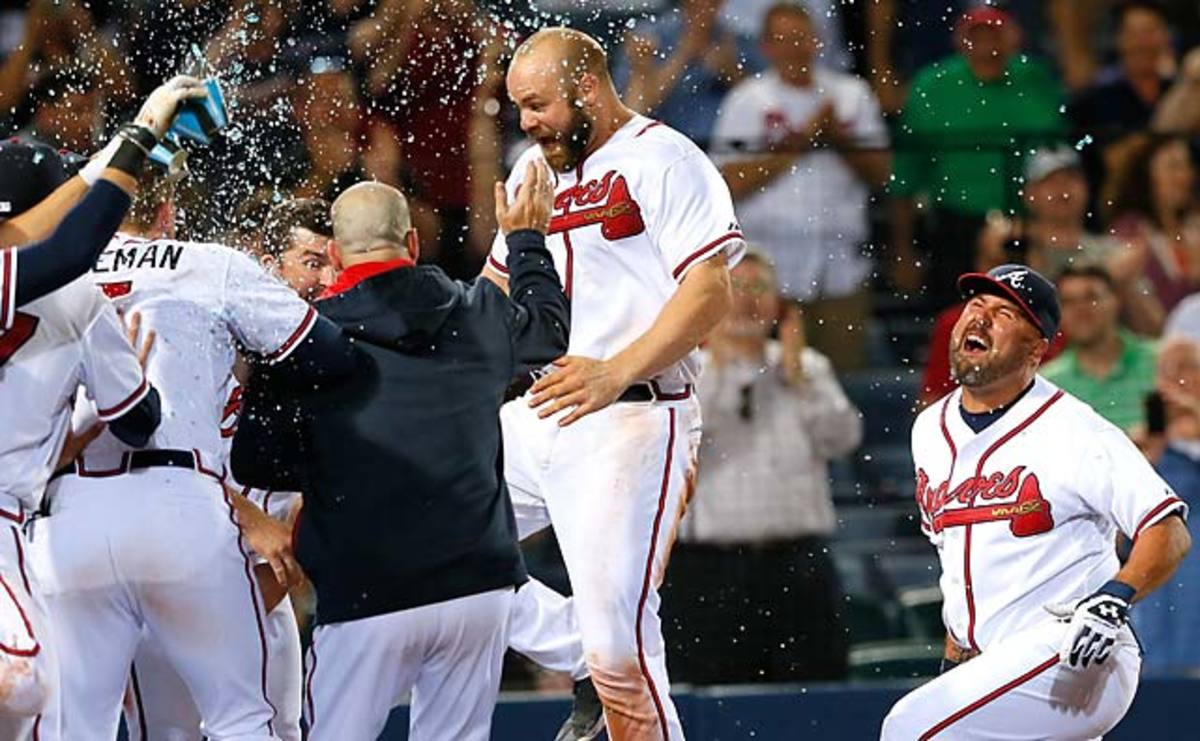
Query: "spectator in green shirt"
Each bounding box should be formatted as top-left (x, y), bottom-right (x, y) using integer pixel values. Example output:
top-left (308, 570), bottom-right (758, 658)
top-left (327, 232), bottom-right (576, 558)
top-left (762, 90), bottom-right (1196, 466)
top-left (1042, 265), bottom-right (1158, 432)
top-left (888, 6), bottom-right (1067, 308)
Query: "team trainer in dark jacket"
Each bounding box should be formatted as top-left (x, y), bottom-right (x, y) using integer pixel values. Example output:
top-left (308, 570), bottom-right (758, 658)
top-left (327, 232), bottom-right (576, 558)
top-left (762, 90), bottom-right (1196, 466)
top-left (231, 163), bottom-right (567, 741)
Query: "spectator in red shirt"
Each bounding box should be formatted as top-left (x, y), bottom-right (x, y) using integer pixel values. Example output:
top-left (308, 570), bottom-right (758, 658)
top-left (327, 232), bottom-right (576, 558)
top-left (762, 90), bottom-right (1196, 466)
top-left (364, 0), bottom-right (504, 278)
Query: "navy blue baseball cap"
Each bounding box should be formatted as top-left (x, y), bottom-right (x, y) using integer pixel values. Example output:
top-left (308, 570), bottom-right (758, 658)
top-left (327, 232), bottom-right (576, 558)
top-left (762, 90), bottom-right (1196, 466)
top-left (0, 137), bottom-right (86, 219)
top-left (958, 264), bottom-right (1061, 340)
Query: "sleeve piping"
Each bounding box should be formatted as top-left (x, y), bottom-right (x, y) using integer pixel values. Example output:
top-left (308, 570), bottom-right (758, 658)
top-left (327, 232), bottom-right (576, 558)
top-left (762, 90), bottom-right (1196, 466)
top-left (1133, 497), bottom-right (1187, 541)
top-left (264, 306), bottom-right (318, 364)
top-left (96, 377), bottom-right (150, 421)
top-left (671, 231), bottom-right (743, 281)
top-left (487, 254), bottom-right (510, 275)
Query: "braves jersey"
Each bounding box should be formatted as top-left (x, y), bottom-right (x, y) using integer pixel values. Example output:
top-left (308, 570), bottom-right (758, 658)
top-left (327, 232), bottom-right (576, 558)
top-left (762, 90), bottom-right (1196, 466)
top-left (912, 376), bottom-right (1187, 653)
top-left (0, 276), bottom-right (147, 512)
top-left (72, 234), bottom-right (317, 470)
top-left (488, 114), bottom-right (745, 389)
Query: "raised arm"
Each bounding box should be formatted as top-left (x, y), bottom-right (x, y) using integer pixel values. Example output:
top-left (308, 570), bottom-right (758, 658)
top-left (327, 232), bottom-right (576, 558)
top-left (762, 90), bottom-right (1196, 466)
top-left (493, 160), bottom-right (569, 372)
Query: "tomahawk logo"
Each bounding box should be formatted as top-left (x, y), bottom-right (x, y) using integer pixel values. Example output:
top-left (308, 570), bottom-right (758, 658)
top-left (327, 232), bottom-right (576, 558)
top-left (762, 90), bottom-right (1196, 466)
top-left (916, 466), bottom-right (1055, 537)
top-left (997, 269), bottom-right (1029, 289)
top-left (549, 170), bottom-right (646, 240)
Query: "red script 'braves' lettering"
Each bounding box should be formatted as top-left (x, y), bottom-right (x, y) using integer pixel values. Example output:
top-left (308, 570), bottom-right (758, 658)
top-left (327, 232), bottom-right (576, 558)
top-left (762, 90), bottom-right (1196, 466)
top-left (550, 171), bottom-right (645, 240)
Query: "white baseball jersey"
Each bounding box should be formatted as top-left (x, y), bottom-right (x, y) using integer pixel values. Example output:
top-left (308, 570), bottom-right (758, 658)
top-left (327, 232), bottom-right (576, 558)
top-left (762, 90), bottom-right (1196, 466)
top-left (913, 377), bottom-right (1187, 653)
top-left (0, 275), bottom-right (147, 513)
top-left (73, 234), bottom-right (317, 469)
top-left (488, 114), bottom-right (745, 390)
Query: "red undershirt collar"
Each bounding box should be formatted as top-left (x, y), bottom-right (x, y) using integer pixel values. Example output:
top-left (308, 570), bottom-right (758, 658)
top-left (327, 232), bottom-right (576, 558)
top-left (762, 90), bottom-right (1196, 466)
top-left (319, 257), bottom-right (415, 299)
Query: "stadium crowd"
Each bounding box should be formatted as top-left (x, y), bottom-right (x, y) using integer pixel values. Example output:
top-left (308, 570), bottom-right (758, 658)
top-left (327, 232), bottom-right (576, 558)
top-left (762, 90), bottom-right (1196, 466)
top-left (4, 0), bottom-right (1200, 691)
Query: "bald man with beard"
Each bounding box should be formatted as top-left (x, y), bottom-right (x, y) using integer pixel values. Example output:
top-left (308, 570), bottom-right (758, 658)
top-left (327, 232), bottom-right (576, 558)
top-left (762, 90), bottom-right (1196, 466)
top-left (232, 174), bottom-right (569, 740)
top-left (483, 28), bottom-right (745, 741)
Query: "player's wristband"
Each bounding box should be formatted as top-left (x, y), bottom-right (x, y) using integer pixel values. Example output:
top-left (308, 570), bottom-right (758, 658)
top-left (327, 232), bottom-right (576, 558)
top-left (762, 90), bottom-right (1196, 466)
top-left (106, 124), bottom-right (158, 178)
top-left (1099, 579), bottom-right (1137, 604)
top-left (79, 137), bottom-right (121, 185)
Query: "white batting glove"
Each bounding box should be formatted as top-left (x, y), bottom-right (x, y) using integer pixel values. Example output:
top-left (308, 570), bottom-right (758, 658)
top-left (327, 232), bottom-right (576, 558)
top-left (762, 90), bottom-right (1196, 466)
top-left (134, 75), bottom-right (209, 139)
top-left (1045, 580), bottom-right (1135, 668)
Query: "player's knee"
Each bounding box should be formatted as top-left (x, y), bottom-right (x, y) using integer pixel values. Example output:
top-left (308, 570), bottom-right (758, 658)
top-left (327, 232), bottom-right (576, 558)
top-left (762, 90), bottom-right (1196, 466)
top-left (0, 655), bottom-right (51, 716)
top-left (582, 632), bottom-right (655, 705)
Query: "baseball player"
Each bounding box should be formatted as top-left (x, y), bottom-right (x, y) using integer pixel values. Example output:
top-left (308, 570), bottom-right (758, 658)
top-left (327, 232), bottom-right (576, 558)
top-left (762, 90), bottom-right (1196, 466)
top-left (482, 28), bottom-right (744, 740)
top-left (118, 198), bottom-right (328, 741)
top-left (120, 197), bottom-right (331, 741)
top-left (28, 170), bottom-right (352, 740)
top-left (0, 77), bottom-right (207, 740)
top-left (881, 264), bottom-right (1191, 739)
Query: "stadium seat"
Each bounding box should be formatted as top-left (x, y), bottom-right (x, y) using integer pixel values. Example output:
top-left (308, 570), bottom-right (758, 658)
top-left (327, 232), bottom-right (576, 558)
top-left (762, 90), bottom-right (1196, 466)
top-left (833, 503), bottom-right (922, 542)
top-left (833, 537), bottom-right (929, 560)
top-left (873, 553), bottom-right (942, 593)
top-left (842, 594), bottom-right (901, 643)
top-left (898, 585), bottom-right (944, 640)
top-left (831, 551), bottom-right (875, 597)
top-left (848, 640), bottom-right (941, 680)
top-left (841, 369), bottom-right (922, 448)
top-left (856, 444), bottom-right (915, 498)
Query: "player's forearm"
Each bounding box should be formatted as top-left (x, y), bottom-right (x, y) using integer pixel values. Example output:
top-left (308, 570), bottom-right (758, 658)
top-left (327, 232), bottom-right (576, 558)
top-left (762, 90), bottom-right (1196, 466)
top-left (5, 163), bottom-right (138, 246)
top-left (0, 176), bottom-right (87, 246)
top-left (719, 155), bottom-right (797, 201)
top-left (12, 180), bottom-right (134, 306)
top-left (609, 256), bottom-right (731, 386)
top-left (1115, 515), bottom-right (1191, 601)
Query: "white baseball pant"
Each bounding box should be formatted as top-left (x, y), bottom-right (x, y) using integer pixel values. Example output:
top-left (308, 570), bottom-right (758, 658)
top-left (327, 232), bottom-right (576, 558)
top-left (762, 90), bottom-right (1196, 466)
top-left (501, 395), bottom-right (700, 740)
top-left (303, 587), bottom-right (513, 741)
top-left (881, 619), bottom-right (1140, 740)
top-left (29, 468), bottom-right (280, 741)
top-left (0, 514), bottom-right (56, 741)
top-left (123, 594), bottom-right (303, 741)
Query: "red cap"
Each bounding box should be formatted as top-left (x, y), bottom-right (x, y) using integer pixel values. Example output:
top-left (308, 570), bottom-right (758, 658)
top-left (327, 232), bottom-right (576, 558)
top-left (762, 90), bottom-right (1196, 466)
top-left (956, 6), bottom-right (1015, 35)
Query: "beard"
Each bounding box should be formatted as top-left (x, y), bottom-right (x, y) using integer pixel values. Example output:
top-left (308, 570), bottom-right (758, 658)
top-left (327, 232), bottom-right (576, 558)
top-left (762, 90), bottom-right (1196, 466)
top-left (539, 106), bottom-right (593, 172)
top-left (949, 341), bottom-right (1031, 389)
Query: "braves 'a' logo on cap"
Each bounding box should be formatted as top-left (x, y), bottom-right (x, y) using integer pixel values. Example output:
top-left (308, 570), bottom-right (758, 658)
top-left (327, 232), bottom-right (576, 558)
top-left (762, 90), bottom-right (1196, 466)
top-left (997, 269), bottom-right (1029, 290)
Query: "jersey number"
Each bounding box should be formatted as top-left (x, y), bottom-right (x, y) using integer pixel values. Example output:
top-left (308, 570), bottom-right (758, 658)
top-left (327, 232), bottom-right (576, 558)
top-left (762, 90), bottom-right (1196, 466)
top-left (0, 313), bottom-right (38, 368)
